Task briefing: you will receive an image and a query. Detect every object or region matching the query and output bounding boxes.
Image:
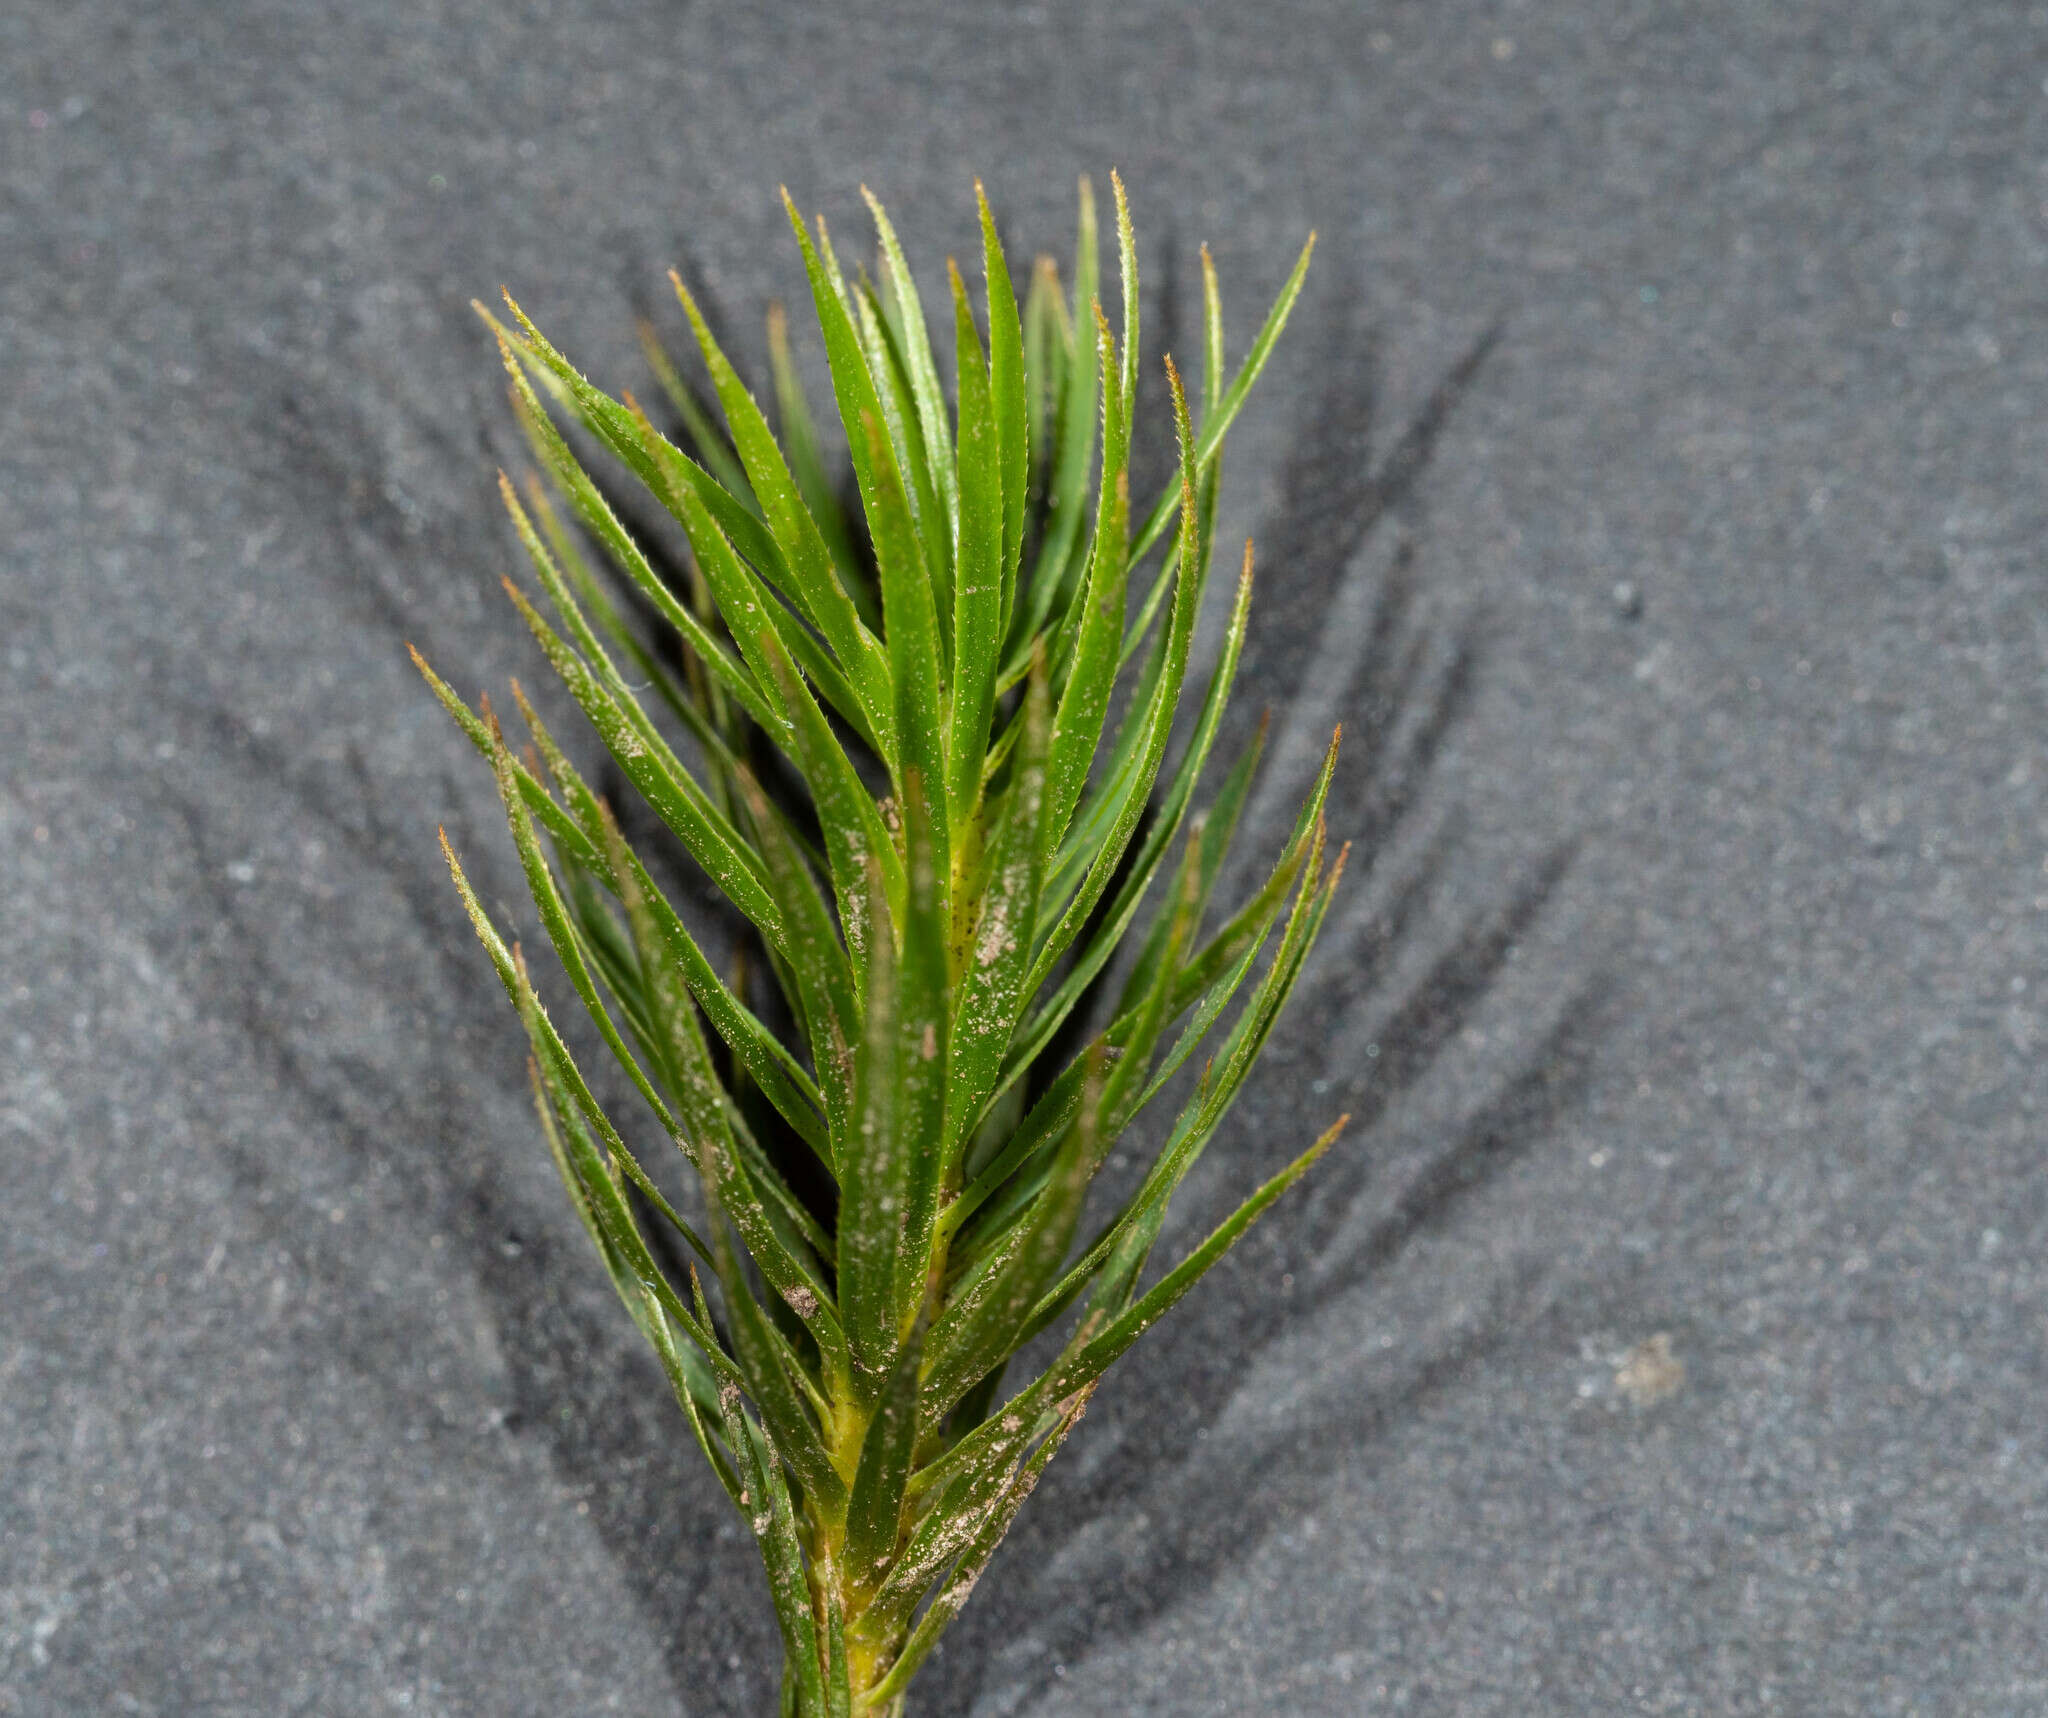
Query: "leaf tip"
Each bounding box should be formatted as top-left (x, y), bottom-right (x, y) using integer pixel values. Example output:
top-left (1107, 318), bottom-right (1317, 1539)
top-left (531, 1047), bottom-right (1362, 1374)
top-left (667, 266), bottom-right (702, 324)
top-left (436, 824), bottom-right (466, 882)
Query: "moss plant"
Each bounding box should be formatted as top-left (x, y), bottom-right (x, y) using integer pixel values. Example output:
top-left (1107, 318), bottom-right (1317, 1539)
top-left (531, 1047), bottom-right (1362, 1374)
top-left (416, 175), bottom-right (1340, 1716)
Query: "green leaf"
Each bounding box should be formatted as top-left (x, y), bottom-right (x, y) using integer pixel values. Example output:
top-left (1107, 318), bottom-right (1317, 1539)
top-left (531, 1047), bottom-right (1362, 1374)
top-left (481, 701), bottom-right (687, 1154)
top-left (634, 314), bottom-right (754, 503)
top-left (943, 1030), bottom-right (1099, 1254)
top-left (842, 1314), bottom-right (923, 1598)
top-left (503, 677), bottom-right (830, 1153)
top-left (780, 190), bottom-right (926, 634)
top-left (1038, 303), bottom-right (1130, 861)
top-left (966, 796), bottom-right (1299, 1293)
top-left (754, 630), bottom-right (907, 994)
top-left (596, 811), bottom-right (846, 1370)
top-left (1021, 254), bottom-right (1063, 504)
top-left (528, 1062), bottom-right (724, 1448)
top-left (859, 405), bottom-right (948, 868)
top-left (942, 648), bottom-right (1049, 1167)
top-left (839, 858), bottom-right (904, 1394)
top-left (863, 187), bottom-right (957, 539)
top-left (496, 563), bottom-right (785, 954)
top-left (858, 1385), bottom-right (1096, 1713)
top-left (440, 835), bottom-right (708, 1266)
top-left (723, 1397), bottom-right (825, 1715)
top-left (1014, 177), bottom-right (1101, 648)
top-left (1163, 727), bottom-right (1340, 1021)
top-left (1199, 243), bottom-right (1225, 418)
top-left (1023, 844), bottom-right (1329, 1348)
top-left (944, 257), bottom-right (1003, 839)
top-left (1000, 363), bottom-right (1212, 1074)
top-left (976, 183), bottom-right (1029, 637)
top-left (730, 766), bottom-right (859, 1140)
top-left (619, 393), bottom-right (881, 760)
top-left (919, 1050), bottom-right (1101, 1425)
top-left (671, 271), bottom-right (893, 744)
top-left (452, 878), bottom-right (742, 1402)
top-left (483, 296), bottom-right (787, 582)
top-left (822, 1581), bottom-right (853, 1718)
top-left (1115, 713), bottom-right (1268, 1017)
top-left (517, 472), bottom-right (754, 792)
top-left (1100, 817), bottom-right (1347, 1285)
top-left (854, 281), bottom-right (954, 652)
top-left (492, 317), bottom-right (789, 733)
top-left (1063, 1110), bottom-right (1345, 1404)
top-left (1130, 228), bottom-right (1317, 562)
top-left (766, 301), bottom-right (871, 622)
top-left (711, 1210), bottom-right (847, 1518)
top-left (889, 774), bottom-right (951, 1342)
top-left (1110, 170), bottom-right (1139, 421)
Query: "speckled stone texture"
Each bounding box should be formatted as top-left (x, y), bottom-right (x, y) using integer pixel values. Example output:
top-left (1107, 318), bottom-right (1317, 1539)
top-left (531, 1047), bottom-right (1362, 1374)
top-left (5, 4), bottom-right (2044, 1713)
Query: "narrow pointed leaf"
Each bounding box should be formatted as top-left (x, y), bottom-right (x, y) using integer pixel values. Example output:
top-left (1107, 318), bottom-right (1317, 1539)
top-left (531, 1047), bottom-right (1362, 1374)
top-left (842, 1317), bottom-right (923, 1596)
top-left (860, 408), bottom-right (948, 865)
top-left (839, 859), bottom-right (905, 1394)
top-left (920, 1057), bottom-right (1098, 1425)
top-left (672, 272), bottom-right (890, 726)
top-left (766, 300), bottom-right (869, 615)
top-left (723, 1399), bottom-right (824, 1716)
top-left (599, 813), bottom-right (846, 1365)
top-left (1016, 177), bottom-right (1100, 644)
top-left (507, 679), bottom-right (830, 1148)
top-left (943, 649), bottom-right (1049, 1164)
top-left (711, 1214), bottom-right (847, 1518)
top-left (976, 183), bottom-right (1029, 633)
top-left (755, 630), bottom-right (907, 989)
top-left (854, 281), bottom-right (953, 640)
top-left (634, 315), bottom-right (753, 502)
top-left (945, 257), bottom-right (1003, 836)
top-left (1110, 170), bottom-right (1138, 419)
top-left (890, 774), bottom-right (951, 1337)
top-left (858, 1387), bottom-right (1096, 1712)
top-left (496, 331), bottom-right (785, 737)
top-left (1038, 305), bottom-right (1129, 859)
top-left (863, 187), bottom-right (957, 532)
top-left (1131, 229), bottom-right (1317, 561)
top-left (1199, 243), bottom-right (1225, 418)
top-left (732, 766), bottom-right (859, 1136)
top-left (498, 571), bottom-right (785, 952)
top-left (1062, 1113), bottom-right (1345, 1401)
top-left (484, 295), bottom-right (790, 583)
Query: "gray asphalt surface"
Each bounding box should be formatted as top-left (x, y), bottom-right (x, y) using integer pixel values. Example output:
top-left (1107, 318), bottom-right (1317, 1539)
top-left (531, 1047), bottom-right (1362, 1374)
top-left (5, 3), bottom-right (2045, 1713)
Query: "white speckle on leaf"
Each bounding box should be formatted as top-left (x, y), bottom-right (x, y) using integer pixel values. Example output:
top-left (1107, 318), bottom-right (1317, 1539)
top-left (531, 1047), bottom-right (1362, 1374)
top-left (975, 898), bottom-right (1015, 968)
